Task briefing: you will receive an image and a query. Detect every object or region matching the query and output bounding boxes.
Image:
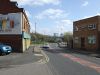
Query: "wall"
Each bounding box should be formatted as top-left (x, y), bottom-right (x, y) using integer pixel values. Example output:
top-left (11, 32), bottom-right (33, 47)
top-left (0, 35), bottom-right (22, 52)
top-left (0, 13), bottom-right (22, 35)
top-left (0, 0), bottom-right (31, 52)
top-left (0, 12), bottom-right (23, 52)
top-left (22, 14), bottom-right (31, 52)
top-left (73, 16), bottom-right (99, 51)
top-left (22, 38), bottom-right (30, 52)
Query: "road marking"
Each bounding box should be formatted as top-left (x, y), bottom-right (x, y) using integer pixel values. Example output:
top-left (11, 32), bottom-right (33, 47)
top-left (41, 50), bottom-right (49, 64)
top-left (61, 53), bottom-right (100, 73)
top-left (34, 50), bottom-right (49, 64)
top-left (34, 54), bottom-right (43, 56)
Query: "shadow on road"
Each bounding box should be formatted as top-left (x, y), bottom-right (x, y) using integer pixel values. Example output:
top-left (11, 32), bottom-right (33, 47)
top-left (42, 47), bottom-right (100, 58)
top-left (42, 47), bottom-right (75, 54)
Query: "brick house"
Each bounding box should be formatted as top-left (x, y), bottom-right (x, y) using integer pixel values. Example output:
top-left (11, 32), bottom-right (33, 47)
top-left (73, 16), bottom-right (100, 52)
top-left (0, 0), bottom-right (31, 52)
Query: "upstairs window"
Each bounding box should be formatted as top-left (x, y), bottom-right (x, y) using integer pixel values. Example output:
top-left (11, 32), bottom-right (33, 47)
top-left (88, 24), bottom-right (96, 30)
top-left (73, 26), bottom-right (78, 31)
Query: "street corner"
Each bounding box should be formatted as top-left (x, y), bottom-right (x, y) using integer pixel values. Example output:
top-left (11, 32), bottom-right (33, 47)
top-left (33, 46), bottom-right (50, 64)
top-left (31, 46), bottom-right (44, 62)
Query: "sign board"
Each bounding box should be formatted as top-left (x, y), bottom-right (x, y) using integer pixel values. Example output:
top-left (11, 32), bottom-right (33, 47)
top-left (0, 13), bottom-right (22, 35)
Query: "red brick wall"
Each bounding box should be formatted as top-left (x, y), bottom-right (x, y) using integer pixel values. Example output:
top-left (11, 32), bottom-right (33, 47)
top-left (73, 16), bottom-right (100, 52)
top-left (0, 0), bottom-right (23, 14)
top-left (0, 35), bottom-right (22, 52)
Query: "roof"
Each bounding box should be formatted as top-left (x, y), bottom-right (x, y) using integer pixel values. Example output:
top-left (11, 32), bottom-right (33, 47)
top-left (74, 16), bottom-right (100, 23)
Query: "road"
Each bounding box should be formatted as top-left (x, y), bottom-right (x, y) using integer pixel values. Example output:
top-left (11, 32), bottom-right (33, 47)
top-left (43, 43), bottom-right (100, 75)
top-left (0, 44), bottom-right (100, 75)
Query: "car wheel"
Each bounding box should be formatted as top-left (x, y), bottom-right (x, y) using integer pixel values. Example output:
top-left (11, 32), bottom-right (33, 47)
top-left (6, 53), bottom-right (10, 55)
top-left (2, 52), bottom-right (6, 55)
top-left (0, 50), bottom-right (3, 56)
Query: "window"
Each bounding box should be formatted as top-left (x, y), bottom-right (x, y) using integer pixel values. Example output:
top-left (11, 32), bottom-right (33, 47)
top-left (88, 36), bottom-right (96, 44)
top-left (74, 37), bottom-right (79, 43)
top-left (88, 24), bottom-right (96, 30)
top-left (74, 26), bottom-right (78, 31)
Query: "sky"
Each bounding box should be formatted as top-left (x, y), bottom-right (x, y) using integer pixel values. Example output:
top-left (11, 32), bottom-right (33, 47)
top-left (11, 0), bottom-right (100, 35)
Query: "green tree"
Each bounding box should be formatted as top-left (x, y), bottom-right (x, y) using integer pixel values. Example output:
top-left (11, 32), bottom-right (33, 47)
top-left (63, 32), bottom-right (73, 42)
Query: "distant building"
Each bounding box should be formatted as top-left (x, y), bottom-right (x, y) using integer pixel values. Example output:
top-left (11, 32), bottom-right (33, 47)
top-left (73, 16), bottom-right (100, 52)
top-left (0, 0), bottom-right (31, 52)
top-left (54, 33), bottom-right (58, 37)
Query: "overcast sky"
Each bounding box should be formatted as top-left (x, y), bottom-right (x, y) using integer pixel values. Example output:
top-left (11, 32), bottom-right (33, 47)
top-left (11, 0), bottom-right (100, 35)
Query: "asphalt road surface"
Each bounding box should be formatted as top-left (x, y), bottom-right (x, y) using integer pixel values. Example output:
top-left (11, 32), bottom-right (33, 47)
top-left (43, 43), bottom-right (100, 75)
top-left (0, 44), bottom-right (100, 75)
top-left (0, 46), bottom-right (42, 69)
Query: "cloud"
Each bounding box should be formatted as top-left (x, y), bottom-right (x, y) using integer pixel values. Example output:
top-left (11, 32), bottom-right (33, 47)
top-left (96, 13), bottom-right (100, 16)
top-left (83, 13), bottom-right (100, 19)
top-left (11, 0), bottom-right (61, 6)
top-left (82, 1), bottom-right (89, 7)
top-left (30, 19), bottom-right (73, 35)
top-left (25, 10), bottom-right (32, 18)
top-left (83, 16), bottom-right (92, 19)
top-left (32, 19), bottom-right (73, 35)
top-left (38, 27), bottom-right (51, 35)
top-left (30, 22), bottom-right (35, 32)
top-left (56, 19), bottom-right (73, 33)
top-left (60, 20), bottom-right (72, 25)
top-left (35, 8), bottom-right (69, 20)
top-left (30, 22), bottom-right (51, 35)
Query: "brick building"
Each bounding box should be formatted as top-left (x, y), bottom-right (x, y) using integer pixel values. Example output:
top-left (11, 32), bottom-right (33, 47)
top-left (73, 16), bottom-right (100, 52)
top-left (0, 0), bottom-right (31, 52)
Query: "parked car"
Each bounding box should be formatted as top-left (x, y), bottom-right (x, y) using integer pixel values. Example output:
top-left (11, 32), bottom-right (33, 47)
top-left (58, 42), bottom-right (67, 48)
top-left (0, 43), bottom-right (12, 55)
top-left (42, 43), bottom-right (50, 49)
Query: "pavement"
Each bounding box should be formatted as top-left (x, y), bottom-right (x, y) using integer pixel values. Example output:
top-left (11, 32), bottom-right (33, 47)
top-left (73, 49), bottom-right (100, 58)
top-left (0, 46), bottom-right (42, 68)
top-left (0, 61), bottom-right (53, 75)
top-left (0, 62), bottom-right (53, 75)
top-left (62, 47), bottom-right (100, 58)
top-left (0, 45), bottom-right (53, 75)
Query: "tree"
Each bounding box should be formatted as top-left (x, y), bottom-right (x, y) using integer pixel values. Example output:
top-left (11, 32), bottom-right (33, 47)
top-left (63, 32), bottom-right (73, 42)
top-left (63, 32), bottom-right (73, 47)
top-left (30, 32), bottom-right (57, 43)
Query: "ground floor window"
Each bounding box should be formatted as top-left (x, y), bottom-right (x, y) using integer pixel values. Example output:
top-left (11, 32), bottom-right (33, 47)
top-left (88, 35), bottom-right (96, 44)
top-left (74, 37), bottom-right (79, 44)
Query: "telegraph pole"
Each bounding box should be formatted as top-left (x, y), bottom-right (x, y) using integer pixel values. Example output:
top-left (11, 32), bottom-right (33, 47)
top-left (34, 22), bottom-right (37, 44)
top-left (35, 22), bottom-right (36, 34)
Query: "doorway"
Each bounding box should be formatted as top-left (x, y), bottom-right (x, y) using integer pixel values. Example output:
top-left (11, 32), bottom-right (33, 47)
top-left (81, 37), bottom-right (85, 49)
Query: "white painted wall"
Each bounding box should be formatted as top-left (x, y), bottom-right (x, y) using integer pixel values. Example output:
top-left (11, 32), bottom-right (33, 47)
top-left (0, 12), bottom-right (22, 35)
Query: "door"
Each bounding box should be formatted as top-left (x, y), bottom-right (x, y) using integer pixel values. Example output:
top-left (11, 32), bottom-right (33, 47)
top-left (81, 37), bottom-right (85, 49)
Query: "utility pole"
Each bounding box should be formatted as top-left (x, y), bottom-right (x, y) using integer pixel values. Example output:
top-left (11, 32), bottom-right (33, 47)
top-left (35, 22), bottom-right (37, 34)
top-left (34, 22), bottom-right (37, 43)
